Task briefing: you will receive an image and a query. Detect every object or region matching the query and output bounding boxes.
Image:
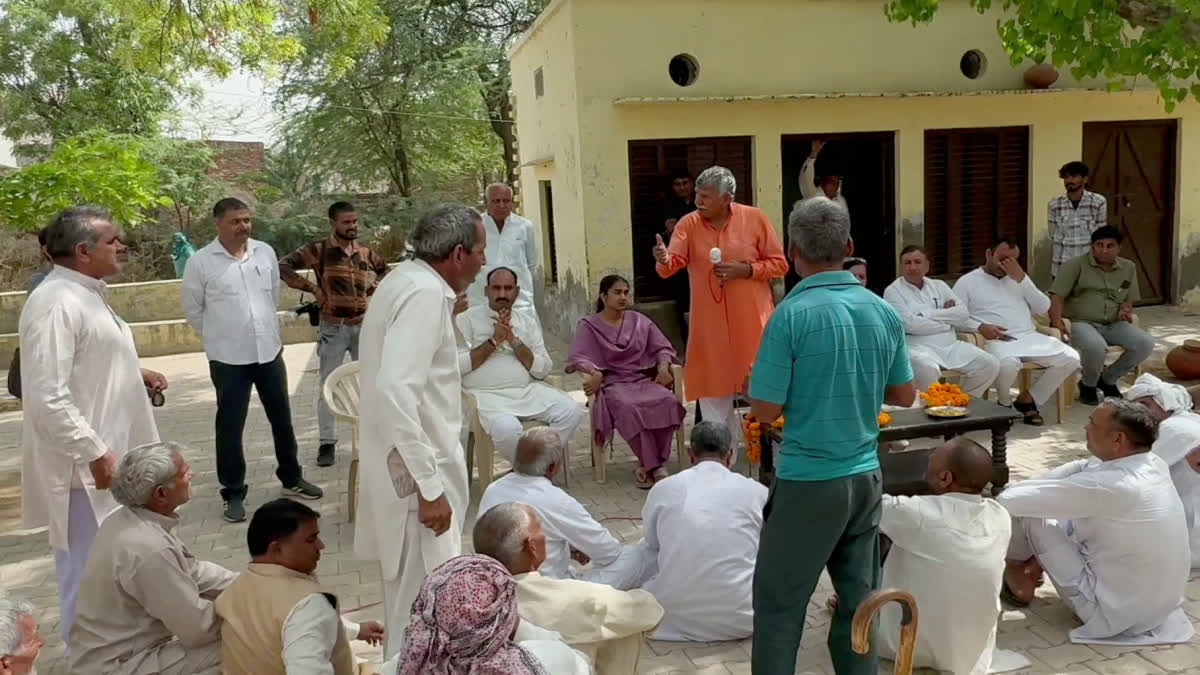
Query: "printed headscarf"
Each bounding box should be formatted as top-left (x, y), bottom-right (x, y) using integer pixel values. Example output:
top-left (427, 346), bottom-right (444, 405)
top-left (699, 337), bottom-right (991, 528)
top-left (397, 554), bottom-right (549, 675)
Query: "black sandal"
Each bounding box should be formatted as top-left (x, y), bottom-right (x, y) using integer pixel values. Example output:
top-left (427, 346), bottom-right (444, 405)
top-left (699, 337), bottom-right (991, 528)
top-left (1013, 400), bottom-right (1044, 426)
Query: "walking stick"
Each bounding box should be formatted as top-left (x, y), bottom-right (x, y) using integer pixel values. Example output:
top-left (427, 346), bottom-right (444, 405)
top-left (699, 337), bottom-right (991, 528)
top-left (851, 588), bottom-right (919, 675)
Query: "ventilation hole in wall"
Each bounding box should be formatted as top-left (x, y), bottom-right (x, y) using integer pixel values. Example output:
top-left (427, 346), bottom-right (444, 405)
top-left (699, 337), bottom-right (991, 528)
top-left (668, 54), bottom-right (699, 87)
top-left (960, 49), bottom-right (987, 79)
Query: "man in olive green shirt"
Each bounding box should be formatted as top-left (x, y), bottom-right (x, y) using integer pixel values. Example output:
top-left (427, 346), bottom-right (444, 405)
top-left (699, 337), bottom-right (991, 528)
top-left (1049, 226), bottom-right (1154, 405)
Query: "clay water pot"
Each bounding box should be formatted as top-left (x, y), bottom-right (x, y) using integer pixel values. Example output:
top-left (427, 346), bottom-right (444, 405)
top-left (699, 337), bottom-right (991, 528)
top-left (1023, 63), bottom-right (1059, 89)
top-left (1166, 339), bottom-right (1200, 380)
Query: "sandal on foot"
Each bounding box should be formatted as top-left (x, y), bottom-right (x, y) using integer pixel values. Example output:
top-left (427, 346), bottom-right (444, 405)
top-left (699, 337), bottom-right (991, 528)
top-left (634, 468), bottom-right (654, 489)
top-left (1000, 580), bottom-right (1031, 607)
top-left (1013, 400), bottom-right (1044, 426)
top-left (651, 467), bottom-right (670, 482)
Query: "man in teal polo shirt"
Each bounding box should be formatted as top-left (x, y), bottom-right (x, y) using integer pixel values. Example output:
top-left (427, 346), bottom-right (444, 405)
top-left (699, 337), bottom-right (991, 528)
top-left (748, 197), bottom-right (916, 675)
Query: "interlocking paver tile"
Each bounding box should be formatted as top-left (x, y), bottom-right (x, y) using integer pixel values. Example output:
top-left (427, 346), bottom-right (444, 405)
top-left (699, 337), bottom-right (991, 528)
top-left (0, 305), bottom-right (1196, 673)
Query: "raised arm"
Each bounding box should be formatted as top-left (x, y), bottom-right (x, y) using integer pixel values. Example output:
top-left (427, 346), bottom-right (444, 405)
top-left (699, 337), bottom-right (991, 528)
top-left (799, 156), bottom-right (819, 201)
top-left (655, 220), bottom-right (690, 278)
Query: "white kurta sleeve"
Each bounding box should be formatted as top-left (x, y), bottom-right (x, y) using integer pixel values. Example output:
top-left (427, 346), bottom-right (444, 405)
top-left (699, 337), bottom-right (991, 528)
top-left (376, 290), bottom-right (452, 501)
top-left (281, 594), bottom-right (340, 675)
top-left (798, 157), bottom-right (819, 200)
top-left (523, 223), bottom-right (541, 282)
top-left (23, 303), bottom-right (108, 462)
top-left (997, 470), bottom-right (1122, 521)
top-left (882, 285), bottom-right (948, 336)
top-left (455, 312), bottom-right (480, 374)
top-left (269, 251), bottom-right (282, 306)
top-left (952, 276), bottom-right (983, 333)
top-left (1015, 275), bottom-right (1051, 315)
top-left (561, 495), bottom-right (624, 566)
top-left (878, 495), bottom-right (929, 549)
top-left (518, 316), bottom-right (552, 380)
top-left (180, 257), bottom-right (206, 336)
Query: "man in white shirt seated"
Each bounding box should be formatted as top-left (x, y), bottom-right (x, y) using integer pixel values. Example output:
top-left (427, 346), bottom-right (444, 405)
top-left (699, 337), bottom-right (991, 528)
top-left (457, 267), bottom-right (585, 462)
top-left (884, 246), bottom-right (1000, 397)
top-left (875, 438), bottom-right (1028, 674)
top-left (1126, 374), bottom-right (1200, 567)
top-left (214, 499), bottom-right (383, 674)
top-left (478, 428), bottom-right (648, 589)
top-left (70, 443), bottom-right (236, 675)
top-left (954, 237), bottom-right (1081, 425)
top-left (633, 421), bottom-right (766, 642)
top-left (999, 399), bottom-right (1193, 646)
top-left (474, 502), bottom-right (664, 675)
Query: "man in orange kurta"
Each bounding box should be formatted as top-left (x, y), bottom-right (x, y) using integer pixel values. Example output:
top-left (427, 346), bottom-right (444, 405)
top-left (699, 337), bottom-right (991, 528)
top-left (654, 166), bottom-right (788, 464)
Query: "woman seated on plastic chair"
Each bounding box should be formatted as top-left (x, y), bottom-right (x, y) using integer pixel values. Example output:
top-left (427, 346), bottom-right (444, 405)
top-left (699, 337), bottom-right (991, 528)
top-left (567, 274), bottom-right (686, 489)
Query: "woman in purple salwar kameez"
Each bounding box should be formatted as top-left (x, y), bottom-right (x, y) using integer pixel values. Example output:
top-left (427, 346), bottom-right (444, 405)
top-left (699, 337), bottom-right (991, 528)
top-left (567, 275), bottom-right (686, 488)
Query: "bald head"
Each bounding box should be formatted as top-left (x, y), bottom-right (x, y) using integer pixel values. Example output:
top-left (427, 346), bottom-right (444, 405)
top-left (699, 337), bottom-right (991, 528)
top-left (513, 427), bottom-right (563, 478)
top-left (473, 502), bottom-right (541, 574)
top-left (927, 437), bottom-right (994, 494)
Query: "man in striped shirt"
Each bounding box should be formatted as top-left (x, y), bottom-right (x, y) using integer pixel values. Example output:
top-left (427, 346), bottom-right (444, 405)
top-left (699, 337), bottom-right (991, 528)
top-left (1048, 161), bottom-right (1107, 278)
top-left (280, 201), bottom-right (392, 467)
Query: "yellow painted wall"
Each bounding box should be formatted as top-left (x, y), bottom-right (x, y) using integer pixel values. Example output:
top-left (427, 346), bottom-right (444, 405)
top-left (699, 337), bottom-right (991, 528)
top-left (509, 0), bottom-right (1200, 303)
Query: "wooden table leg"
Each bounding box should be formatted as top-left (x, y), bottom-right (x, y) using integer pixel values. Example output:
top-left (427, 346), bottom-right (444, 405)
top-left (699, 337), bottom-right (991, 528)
top-left (991, 424), bottom-right (1011, 492)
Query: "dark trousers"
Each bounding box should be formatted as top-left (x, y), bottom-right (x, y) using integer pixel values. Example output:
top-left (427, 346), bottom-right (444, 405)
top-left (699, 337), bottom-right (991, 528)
top-left (752, 470), bottom-right (882, 675)
top-left (209, 351), bottom-right (302, 501)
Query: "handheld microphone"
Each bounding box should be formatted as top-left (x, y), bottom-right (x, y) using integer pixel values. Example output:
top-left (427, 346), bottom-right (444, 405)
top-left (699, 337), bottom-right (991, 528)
top-left (710, 248), bottom-right (724, 286)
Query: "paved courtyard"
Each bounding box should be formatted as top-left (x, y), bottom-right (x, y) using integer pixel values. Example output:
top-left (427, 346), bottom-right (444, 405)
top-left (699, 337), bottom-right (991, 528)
top-left (1, 304), bottom-right (1199, 674)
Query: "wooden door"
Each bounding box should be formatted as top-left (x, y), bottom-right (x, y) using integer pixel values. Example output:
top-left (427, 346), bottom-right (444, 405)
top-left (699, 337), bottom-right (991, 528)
top-left (1083, 120), bottom-right (1176, 304)
top-left (924, 127), bottom-right (1029, 279)
top-left (628, 137), bottom-right (753, 301)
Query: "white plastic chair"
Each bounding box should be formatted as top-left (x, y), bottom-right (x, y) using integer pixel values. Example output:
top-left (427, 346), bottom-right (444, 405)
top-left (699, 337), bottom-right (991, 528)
top-left (322, 361), bottom-right (361, 522)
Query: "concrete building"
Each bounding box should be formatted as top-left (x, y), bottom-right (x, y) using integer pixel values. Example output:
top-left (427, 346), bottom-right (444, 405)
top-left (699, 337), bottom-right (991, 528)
top-left (508, 0), bottom-right (1200, 341)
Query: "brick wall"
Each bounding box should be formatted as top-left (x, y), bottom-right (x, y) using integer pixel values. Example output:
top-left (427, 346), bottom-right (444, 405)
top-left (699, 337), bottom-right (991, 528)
top-left (205, 140), bottom-right (266, 185)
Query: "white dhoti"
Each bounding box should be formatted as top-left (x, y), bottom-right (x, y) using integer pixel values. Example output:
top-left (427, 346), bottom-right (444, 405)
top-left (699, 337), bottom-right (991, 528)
top-left (380, 507), bottom-right (446, 659)
top-left (984, 332), bottom-right (1080, 406)
top-left (909, 343), bottom-right (1000, 398)
top-left (53, 489), bottom-right (99, 652)
top-left (474, 386), bottom-right (586, 462)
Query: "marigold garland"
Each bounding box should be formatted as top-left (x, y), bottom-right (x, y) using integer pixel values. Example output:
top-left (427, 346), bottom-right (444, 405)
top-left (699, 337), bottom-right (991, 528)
top-left (741, 413), bottom-right (783, 465)
top-left (877, 411), bottom-right (891, 427)
top-left (919, 382), bottom-right (971, 407)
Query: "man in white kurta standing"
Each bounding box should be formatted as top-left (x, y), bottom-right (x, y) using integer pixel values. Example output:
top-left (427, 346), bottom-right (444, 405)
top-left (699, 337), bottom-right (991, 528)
top-left (794, 139), bottom-right (847, 216)
top-left (457, 267), bottom-right (584, 462)
top-left (182, 198), bottom-right (322, 524)
top-left (636, 421), bottom-right (766, 642)
top-left (356, 204), bottom-right (486, 659)
top-left (18, 206), bottom-right (165, 650)
top-left (883, 245), bottom-right (1000, 397)
top-left (1000, 399), bottom-right (1193, 646)
top-left (467, 183), bottom-right (539, 314)
top-left (1126, 374), bottom-right (1200, 567)
top-left (953, 237), bottom-right (1080, 425)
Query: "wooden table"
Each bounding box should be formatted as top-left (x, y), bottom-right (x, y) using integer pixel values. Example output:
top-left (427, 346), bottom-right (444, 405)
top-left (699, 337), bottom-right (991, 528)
top-left (878, 399), bottom-right (1023, 491)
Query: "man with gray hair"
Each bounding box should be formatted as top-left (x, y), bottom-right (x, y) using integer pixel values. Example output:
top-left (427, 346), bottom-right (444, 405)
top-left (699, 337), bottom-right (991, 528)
top-left (0, 595), bottom-right (43, 675)
top-left (467, 183), bottom-right (540, 314)
top-left (1000, 398), bottom-right (1194, 646)
top-left (634, 421), bottom-right (767, 642)
top-left (18, 206), bottom-right (166, 651)
top-left (474, 502), bottom-right (664, 674)
top-left (70, 442), bottom-right (236, 675)
top-left (356, 203), bottom-right (486, 658)
top-left (748, 196), bottom-right (915, 674)
top-left (478, 428), bottom-right (647, 589)
top-left (653, 166), bottom-right (787, 465)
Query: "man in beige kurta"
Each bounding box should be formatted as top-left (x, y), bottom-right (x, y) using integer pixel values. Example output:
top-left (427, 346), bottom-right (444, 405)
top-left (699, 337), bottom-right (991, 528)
top-left (70, 443), bottom-right (235, 675)
top-left (474, 502), bottom-right (664, 674)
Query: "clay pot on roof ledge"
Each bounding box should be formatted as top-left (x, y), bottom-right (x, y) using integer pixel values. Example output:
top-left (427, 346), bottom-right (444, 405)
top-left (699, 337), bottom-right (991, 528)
top-left (1023, 63), bottom-right (1059, 89)
top-left (1166, 339), bottom-right (1200, 380)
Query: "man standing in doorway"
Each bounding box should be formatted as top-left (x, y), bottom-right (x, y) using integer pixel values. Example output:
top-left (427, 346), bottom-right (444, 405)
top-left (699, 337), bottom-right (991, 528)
top-left (1049, 161), bottom-right (1107, 279)
top-left (662, 171), bottom-right (695, 346)
top-left (748, 197), bottom-right (916, 675)
top-left (182, 198), bottom-right (323, 524)
top-left (795, 140), bottom-right (847, 215)
top-left (279, 201), bottom-right (392, 467)
top-left (356, 204), bottom-right (487, 659)
top-left (19, 206), bottom-right (166, 651)
top-left (653, 165), bottom-right (788, 467)
top-left (469, 183), bottom-right (540, 315)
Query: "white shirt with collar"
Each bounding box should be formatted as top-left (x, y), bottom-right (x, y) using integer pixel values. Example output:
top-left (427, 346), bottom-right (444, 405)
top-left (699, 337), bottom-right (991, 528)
top-left (883, 276), bottom-right (981, 371)
top-left (18, 266), bottom-right (160, 550)
top-left (181, 238), bottom-right (282, 365)
top-left (456, 304), bottom-right (560, 417)
top-left (281, 594), bottom-right (360, 675)
top-left (468, 212), bottom-right (540, 312)
top-left (478, 472), bottom-right (624, 580)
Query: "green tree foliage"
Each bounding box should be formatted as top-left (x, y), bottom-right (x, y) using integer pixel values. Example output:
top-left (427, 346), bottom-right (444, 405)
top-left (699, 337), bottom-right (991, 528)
top-left (884, 0), bottom-right (1200, 110)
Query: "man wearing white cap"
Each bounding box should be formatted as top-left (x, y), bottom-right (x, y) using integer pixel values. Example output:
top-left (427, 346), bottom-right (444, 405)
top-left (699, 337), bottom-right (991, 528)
top-left (1126, 374), bottom-right (1200, 566)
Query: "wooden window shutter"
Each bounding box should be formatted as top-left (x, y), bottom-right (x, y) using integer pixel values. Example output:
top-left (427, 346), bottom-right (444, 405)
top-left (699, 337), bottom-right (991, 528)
top-left (924, 127), bottom-right (1029, 279)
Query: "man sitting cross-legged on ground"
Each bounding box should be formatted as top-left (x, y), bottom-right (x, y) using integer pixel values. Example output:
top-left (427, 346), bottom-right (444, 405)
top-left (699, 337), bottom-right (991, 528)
top-left (873, 438), bottom-right (1027, 674)
top-left (633, 421), bottom-right (766, 642)
top-left (457, 266), bottom-right (585, 462)
top-left (954, 237), bottom-right (1081, 425)
top-left (474, 502), bottom-right (664, 675)
top-left (1000, 398), bottom-right (1193, 646)
top-left (215, 499), bottom-right (384, 675)
top-left (70, 442), bottom-right (236, 675)
top-left (478, 428), bottom-right (648, 589)
top-left (1126, 374), bottom-right (1200, 567)
top-left (1050, 225), bottom-right (1155, 404)
top-left (884, 245), bottom-right (1000, 398)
